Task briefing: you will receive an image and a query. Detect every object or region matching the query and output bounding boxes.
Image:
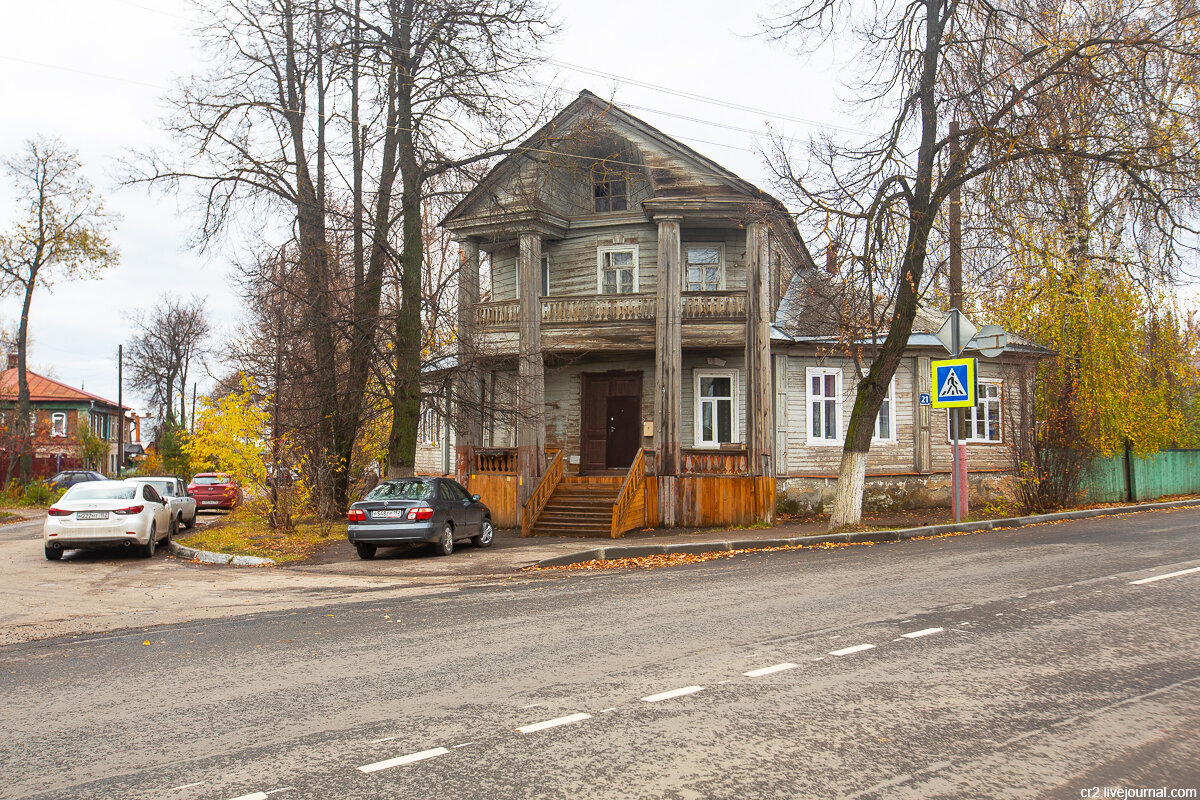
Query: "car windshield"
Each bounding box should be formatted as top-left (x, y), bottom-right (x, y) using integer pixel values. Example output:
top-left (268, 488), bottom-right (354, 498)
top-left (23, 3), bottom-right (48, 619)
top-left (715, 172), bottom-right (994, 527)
top-left (67, 484), bottom-right (135, 501)
top-left (365, 480), bottom-right (434, 501)
top-left (192, 475), bottom-right (231, 485)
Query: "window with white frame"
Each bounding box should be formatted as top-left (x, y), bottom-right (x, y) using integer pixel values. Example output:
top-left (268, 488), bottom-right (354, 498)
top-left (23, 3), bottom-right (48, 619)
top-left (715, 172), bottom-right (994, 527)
top-left (806, 367), bottom-right (842, 444)
top-left (51, 412), bottom-right (67, 437)
top-left (684, 244), bottom-right (724, 291)
top-left (598, 246), bottom-right (638, 294)
top-left (694, 369), bottom-right (737, 446)
top-left (948, 380), bottom-right (1002, 442)
top-left (873, 379), bottom-right (896, 442)
top-left (418, 405), bottom-right (440, 446)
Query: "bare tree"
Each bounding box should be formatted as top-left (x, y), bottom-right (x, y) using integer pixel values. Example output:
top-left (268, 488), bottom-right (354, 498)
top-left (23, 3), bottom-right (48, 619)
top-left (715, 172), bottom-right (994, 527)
top-left (338, 0), bottom-right (554, 479)
top-left (133, 0), bottom-right (554, 511)
top-left (0, 137), bottom-right (117, 481)
top-left (126, 295), bottom-right (211, 428)
top-left (763, 0), bottom-right (1200, 528)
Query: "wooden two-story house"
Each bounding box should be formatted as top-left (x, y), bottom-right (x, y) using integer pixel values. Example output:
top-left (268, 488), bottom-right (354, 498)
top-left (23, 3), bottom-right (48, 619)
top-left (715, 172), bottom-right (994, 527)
top-left (426, 91), bottom-right (1047, 534)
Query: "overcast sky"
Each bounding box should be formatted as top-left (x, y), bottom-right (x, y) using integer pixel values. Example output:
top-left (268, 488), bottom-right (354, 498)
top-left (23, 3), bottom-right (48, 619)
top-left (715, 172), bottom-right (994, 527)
top-left (0, 0), bottom-right (907, 410)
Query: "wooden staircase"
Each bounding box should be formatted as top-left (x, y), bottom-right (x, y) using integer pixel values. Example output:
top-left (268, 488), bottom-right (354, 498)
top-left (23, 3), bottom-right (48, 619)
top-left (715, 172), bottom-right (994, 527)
top-left (530, 477), bottom-right (623, 537)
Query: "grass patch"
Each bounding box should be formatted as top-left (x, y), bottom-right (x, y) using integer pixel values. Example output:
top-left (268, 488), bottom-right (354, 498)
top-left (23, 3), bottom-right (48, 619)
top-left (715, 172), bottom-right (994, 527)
top-left (178, 512), bottom-right (343, 563)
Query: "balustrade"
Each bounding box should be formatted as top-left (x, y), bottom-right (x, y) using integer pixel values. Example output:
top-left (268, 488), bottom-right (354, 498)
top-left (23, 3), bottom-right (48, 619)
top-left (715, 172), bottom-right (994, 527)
top-left (680, 447), bottom-right (749, 476)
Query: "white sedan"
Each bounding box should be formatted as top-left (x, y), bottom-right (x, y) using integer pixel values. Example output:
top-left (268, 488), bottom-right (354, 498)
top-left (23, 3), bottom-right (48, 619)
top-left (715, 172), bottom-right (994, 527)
top-left (43, 480), bottom-right (173, 560)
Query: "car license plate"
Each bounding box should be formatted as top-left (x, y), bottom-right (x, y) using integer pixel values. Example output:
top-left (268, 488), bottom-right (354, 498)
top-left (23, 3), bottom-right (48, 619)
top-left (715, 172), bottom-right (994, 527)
top-left (201, 500), bottom-right (220, 506)
top-left (372, 510), bottom-right (406, 519)
top-left (77, 511), bottom-right (109, 520)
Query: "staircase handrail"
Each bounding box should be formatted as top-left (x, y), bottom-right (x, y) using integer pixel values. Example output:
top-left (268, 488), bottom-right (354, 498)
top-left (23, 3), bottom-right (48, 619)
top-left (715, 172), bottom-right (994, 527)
top-left (610, 448), bottom-right (646, 538)
top-left (521, 449), bottom-right (563, 537)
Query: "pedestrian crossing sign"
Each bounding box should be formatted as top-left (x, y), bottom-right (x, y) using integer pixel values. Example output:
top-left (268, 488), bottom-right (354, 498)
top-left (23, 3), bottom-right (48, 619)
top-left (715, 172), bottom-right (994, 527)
top-left (931, 358), bottom-right (976, 408)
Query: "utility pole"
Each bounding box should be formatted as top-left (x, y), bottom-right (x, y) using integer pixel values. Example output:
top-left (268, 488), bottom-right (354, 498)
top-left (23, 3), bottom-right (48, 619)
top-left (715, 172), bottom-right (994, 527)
top-left (949, 120), bottom-right (967, 522)
top-left (116, 345), bottom-right (123, 477)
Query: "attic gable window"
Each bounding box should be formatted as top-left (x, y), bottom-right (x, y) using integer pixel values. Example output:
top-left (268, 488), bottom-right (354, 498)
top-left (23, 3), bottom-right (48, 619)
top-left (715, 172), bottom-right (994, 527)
top-left (593, 174), bottom-right (627, 212)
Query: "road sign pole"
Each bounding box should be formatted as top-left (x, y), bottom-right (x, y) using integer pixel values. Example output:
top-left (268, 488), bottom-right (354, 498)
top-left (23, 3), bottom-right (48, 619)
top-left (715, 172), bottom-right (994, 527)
top-left (951, 314), bottom-right (961, 523)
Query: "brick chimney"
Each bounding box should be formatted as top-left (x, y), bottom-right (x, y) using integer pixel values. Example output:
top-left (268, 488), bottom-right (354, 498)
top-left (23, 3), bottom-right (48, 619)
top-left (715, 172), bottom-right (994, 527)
top-left (6, 353), bottom-right (16, 370)
top-left (825, 242), bottom-right (839, 275)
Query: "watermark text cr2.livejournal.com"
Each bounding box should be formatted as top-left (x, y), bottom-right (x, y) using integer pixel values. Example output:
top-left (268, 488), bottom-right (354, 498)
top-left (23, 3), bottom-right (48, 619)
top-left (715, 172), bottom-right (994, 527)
top-left (1081, 789), bottom-right (1197, 799)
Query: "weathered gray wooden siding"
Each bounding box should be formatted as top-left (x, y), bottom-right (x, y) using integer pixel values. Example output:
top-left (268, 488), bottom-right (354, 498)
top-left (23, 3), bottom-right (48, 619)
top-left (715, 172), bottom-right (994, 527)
top-left (928, 359), bottom-right (1025, 473)
top-left (679, 350), bottom-right (748, 449)
top-left (486, 224), bottom-right (756, 301)
top-left (542, 357), bottom-right (656, 470)
top-left (781, 353), bottom-right (1025, 476)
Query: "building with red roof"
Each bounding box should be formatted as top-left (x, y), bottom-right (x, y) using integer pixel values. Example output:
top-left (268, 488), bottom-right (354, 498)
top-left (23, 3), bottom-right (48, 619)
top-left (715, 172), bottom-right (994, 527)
top-left (0, 354), bottom-right (133, 479)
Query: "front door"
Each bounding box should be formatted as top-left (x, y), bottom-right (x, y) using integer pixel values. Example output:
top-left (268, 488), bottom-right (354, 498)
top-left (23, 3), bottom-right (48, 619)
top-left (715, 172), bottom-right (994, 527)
top-left (580, 371), bottom-right (643, 472)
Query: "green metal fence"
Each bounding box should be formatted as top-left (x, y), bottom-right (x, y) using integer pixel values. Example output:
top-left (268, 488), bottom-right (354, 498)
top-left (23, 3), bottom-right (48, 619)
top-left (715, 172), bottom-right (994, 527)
top-left (1084, 448), bottom-right (1200, 503)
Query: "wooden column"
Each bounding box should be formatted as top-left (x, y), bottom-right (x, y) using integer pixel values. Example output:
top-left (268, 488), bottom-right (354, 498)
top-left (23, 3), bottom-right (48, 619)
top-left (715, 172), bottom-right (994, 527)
top-left (516, 232), bottom-right (546, 505)
top-left (454, 239), bottom-right (482, 482)
top-left (654, 216), bottom-right (682, 526)
top-left (914, 355), bottom-right (933, 473)
top-left (745, 222), bottom-right (773, 477)
top-left (773, 352), bottom-right (789, 477)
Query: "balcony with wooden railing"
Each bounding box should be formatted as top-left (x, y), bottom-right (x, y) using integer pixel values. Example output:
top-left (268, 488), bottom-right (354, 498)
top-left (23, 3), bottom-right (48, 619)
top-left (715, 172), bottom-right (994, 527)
top-left (474, 290), bottom-right (747, 331)
top-left (680, 447), bottom-right (750, 476)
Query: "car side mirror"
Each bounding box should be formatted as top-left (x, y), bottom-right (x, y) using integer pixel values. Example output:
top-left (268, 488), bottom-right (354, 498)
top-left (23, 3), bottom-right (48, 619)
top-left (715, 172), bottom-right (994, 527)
top-left (471, 494), bottom-right (481, 502)
top-left (162, 499), bottom-right (169, 506)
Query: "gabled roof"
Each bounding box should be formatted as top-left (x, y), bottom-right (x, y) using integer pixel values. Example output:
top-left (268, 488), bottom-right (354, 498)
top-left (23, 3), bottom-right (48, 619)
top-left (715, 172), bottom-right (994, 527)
top-left (0, 367), bottom-right (126, 409)
top-left (442, 89), bottom-right (801, 241)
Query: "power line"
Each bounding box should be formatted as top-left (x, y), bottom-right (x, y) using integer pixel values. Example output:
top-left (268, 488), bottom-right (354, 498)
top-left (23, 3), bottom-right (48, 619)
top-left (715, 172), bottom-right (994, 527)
top-left (0, 55), bottom-right (165, 90)
top-left (548, 58), bottom-right (872, 137)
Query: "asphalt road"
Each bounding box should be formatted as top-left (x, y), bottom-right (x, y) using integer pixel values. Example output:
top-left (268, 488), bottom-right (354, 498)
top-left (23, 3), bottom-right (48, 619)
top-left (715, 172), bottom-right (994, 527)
top-left (2, 507), bottom-right (1198, 800)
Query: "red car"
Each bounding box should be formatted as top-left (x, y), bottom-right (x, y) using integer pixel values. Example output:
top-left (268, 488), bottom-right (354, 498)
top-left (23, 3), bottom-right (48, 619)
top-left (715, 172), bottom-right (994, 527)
top-left (187, 473), bottom-right (242, 510)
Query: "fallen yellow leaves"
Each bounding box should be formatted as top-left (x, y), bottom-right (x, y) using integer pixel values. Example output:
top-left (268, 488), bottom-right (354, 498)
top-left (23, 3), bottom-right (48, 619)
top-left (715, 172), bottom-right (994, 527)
top-left (526, 540), bottom-right (875, 573)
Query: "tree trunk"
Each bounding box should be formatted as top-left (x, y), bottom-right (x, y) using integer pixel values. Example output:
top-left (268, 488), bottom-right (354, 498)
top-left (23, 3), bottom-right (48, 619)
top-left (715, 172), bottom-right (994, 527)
top-left (384, 0), bottom-right (422, 480)
top-left (16, 279), bottom-right (35, 483)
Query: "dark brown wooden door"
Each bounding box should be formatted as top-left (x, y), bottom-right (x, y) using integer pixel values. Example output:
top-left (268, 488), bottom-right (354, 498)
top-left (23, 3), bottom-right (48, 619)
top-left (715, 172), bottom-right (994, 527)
top-left (580, 371), bottom-right (643, 472)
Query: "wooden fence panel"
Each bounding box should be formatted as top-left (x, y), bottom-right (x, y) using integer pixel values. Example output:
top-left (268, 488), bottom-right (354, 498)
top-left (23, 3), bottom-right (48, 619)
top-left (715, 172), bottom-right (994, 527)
top-left (467, 474), bottom-right (519, 529)
top-left (675, 476), bottom-right (775, 528)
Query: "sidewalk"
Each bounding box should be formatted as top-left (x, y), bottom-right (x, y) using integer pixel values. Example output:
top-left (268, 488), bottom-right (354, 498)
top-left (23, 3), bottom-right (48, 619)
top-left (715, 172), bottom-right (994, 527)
top-left (285, 500), bottom-right (1197, 577)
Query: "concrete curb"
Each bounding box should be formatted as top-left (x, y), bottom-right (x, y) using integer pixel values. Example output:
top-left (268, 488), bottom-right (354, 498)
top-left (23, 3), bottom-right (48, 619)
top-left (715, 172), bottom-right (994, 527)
top-left (168, 540), bottom-right (276, 567)
top-left (532, 497), bottom-right (1200, 568)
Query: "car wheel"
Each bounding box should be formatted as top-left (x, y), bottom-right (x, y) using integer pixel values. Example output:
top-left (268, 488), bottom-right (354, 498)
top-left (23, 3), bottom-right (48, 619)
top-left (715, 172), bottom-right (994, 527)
top-left (44, 545), bottom-right (62, 561)
top-left (184, 511), bottom-right (196, 530)
top-left (472, 520), bottom-right (494, 548)
top-left (435, 523), bottom-right (454, 557)
top-left (169, 514), bottom-right (180, 540)
top-left (355, 543), bottom-right (377, 560)
top-left (142, 523), bottom-right (157, 558)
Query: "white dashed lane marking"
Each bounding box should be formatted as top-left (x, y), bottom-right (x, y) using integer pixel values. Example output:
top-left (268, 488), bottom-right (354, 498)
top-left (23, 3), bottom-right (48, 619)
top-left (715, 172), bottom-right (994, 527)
top-left (171, 783), bottom-right (203, 792)
top-left (1130, 565), bottom-right (1200, 585)
top-left (358, 747), bottom-right (450, 773)
top-left (228, 793), bottom-right (268, 800)
top-left (744, 662), bottom-right (798, 677)
top-left (829, 644), bottom-right (875, 657)
top-left (642, 686), bottom-right (705, 703)
top-left (901, 627), bottom-right (944, 639)
top-left (517, 713), bottom-right (592, 733)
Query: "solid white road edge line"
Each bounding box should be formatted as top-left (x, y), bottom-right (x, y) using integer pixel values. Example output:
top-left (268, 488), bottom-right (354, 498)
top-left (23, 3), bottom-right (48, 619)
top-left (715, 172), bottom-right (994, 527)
top-left (642, 686), bottom-right (705, 703)
top-left (357, 747), bottom-right (450, 773)
top-left (829, 644), bottom-right (876, 656)
top-left (901, 627), bottom-right (944, 639)
top-left (1130, 565), bottom-right (1200, 585)
top-left (744, 662), bottom-right (799, 677)
top-left (517, 713), bottom-right (592, 733)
